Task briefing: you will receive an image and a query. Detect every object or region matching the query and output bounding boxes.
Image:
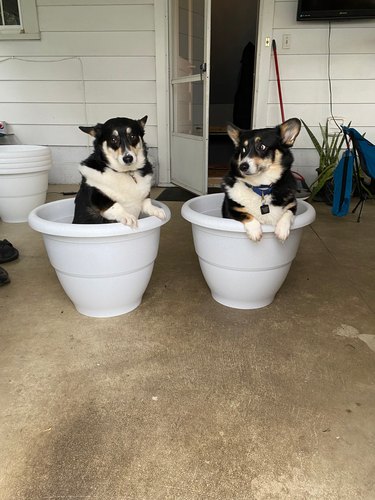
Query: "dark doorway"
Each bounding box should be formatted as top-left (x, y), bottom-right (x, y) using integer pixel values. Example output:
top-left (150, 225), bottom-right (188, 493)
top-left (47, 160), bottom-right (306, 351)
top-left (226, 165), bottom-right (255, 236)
top-left (208, 0), bottom-right (259, 186)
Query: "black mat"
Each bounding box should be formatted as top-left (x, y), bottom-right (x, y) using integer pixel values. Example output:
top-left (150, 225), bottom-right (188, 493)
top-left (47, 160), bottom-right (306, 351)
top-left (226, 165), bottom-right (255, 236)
top-left (156, 187), bottom-right (221, 202)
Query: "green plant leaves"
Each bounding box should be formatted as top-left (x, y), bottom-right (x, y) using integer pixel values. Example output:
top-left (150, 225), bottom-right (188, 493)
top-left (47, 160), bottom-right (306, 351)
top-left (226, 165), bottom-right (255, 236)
top-left (301, 119), bottom-right (350, 199)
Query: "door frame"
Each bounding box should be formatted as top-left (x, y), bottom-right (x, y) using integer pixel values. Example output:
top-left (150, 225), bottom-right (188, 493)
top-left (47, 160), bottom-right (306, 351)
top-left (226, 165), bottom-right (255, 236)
top-left (252, 0), bottom-right (275, 129)
top-left (154, 0), bottom-right (275, 186)
top-left (154, 0), bottom-right (171, 186)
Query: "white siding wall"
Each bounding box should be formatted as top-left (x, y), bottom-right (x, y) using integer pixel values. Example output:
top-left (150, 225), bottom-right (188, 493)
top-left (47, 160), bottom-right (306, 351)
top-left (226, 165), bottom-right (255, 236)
top-left (269, 0), bottom-right (375, 184)
top-left (2, 1), bottom-right (375, 186)
top-left (0, 0), bottom-right (157, 183)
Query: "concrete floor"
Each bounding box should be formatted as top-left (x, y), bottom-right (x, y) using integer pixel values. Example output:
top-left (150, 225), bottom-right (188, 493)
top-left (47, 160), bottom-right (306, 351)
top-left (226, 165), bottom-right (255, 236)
top-left (1, 186), bottom-right (375, 500)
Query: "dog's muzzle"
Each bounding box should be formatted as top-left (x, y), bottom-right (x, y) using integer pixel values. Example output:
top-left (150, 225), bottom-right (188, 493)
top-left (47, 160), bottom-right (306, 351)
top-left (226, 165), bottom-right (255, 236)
top-left (239, 162), bottom-right (251, 174)
top-left (240, 160), bottom-right (260, 175)
top-left (123, 154), bottom-right (134, 165)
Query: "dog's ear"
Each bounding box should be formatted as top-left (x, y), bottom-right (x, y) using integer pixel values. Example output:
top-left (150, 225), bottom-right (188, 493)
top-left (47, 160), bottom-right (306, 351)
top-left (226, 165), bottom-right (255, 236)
top-left (227, 123), bottom-right (240, 146)
top-left (79, 124), bottom-right (103, 138)
top-left (279, 118), bottom-right (301, 147)
top-left (138, 116), bottom-right (148, 128)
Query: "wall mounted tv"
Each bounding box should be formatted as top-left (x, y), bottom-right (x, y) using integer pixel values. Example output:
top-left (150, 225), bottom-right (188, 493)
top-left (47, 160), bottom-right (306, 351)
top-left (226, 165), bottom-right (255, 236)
top-left (297, 0), bottom-right (375, 21)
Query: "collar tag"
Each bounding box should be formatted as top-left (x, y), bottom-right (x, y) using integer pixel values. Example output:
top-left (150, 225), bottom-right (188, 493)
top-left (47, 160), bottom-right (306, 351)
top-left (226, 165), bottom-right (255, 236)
top-left (260, 191), bottom-right (270, 214)
top-left (260, 203), bottom-right (270, 215)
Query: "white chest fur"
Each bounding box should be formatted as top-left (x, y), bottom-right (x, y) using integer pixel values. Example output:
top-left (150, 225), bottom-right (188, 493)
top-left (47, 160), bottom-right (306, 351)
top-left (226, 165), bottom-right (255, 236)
top-left (228, 182), bottom-right (286, 225)
top-left (79, 165), bottom-right (152, 217)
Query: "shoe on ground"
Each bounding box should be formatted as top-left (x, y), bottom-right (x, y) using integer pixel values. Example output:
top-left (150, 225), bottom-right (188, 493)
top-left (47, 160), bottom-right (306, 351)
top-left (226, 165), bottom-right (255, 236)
top-left (0, 240), bottom-right (19, 264)
top-left (0, 266), bottom-right (10, 286)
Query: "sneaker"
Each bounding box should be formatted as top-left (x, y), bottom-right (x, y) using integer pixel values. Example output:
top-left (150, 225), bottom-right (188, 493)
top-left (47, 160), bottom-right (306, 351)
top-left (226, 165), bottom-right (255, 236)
top-left (0, 240), bottom-right (19, 264)
top-left (0, 266), bottom-right (10, 286)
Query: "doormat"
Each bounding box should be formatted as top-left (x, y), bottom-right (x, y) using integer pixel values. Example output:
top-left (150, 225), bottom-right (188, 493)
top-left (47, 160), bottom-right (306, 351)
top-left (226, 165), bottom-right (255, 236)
top-left (156, 187), bottom-right (221, 202)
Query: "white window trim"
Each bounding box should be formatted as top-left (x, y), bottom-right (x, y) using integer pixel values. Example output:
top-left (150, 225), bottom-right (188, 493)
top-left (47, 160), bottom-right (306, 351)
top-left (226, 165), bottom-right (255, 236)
top-left (0, 0), bottom-right (40, 40)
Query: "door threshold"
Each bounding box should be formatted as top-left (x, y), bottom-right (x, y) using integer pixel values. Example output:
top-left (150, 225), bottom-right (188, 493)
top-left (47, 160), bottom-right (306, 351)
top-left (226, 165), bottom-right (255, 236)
top-left (208, 176), bottom-right (223, 188)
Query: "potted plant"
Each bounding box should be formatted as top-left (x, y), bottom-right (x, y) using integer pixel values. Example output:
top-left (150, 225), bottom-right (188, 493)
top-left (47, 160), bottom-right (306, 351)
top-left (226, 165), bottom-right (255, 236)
top-left (301, 119), bottom-right (349, 204)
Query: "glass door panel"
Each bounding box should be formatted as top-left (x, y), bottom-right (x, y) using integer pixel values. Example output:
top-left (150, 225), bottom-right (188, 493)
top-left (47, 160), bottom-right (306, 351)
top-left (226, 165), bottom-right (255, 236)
top-left (169, 0), bottom-right (210, 194)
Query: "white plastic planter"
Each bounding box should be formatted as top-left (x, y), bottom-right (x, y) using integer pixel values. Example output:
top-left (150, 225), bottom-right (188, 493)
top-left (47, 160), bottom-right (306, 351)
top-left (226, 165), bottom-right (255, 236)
top-left (28, 198), bottom-right (171, 318)
top-left (0, 145), bottom-right (52, 223)
top-left (181, 193), bottom-right (316, 309)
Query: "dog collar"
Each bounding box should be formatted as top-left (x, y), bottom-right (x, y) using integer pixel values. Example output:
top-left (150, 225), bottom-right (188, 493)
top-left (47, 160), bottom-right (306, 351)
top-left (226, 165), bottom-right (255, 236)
top-left (244, 182), bottom-right (273, 196)
top-left (244, 182), bottom-right (273, 215)
top-left (127, 171), bottom-right (137, 183)
top-left (106, 165), bottom-right (138, 183)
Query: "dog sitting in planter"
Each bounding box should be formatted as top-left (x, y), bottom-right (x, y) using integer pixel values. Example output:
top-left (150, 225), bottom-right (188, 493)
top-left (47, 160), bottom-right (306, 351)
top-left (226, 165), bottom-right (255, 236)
top-left (73, 116), bottom-right (165, 226)
top-left (222, 118), bottom-right (301, 241)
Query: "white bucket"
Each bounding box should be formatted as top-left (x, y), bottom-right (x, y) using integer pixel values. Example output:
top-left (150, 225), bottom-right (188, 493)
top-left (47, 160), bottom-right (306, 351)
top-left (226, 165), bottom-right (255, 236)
top-left (181, 193), bottom-right (316, 309)
top-left (28, 198), bottom-right (171, 318)
top-left (0, 145), bottom-right (51, 223)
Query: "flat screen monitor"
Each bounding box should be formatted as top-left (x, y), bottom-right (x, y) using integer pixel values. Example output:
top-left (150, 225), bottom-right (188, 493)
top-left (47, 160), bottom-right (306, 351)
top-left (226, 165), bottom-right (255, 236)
top-left (297, 0), bottom-right (375, 21)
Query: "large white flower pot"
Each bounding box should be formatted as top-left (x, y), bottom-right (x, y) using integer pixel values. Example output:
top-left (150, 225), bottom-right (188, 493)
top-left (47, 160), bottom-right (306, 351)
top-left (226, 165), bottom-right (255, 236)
top-left (28, 198), bottom-right (171, 318)
top-left (181, 193), bottom-right (316, 309)
top-left (0, 145), bottom-right (52, 223)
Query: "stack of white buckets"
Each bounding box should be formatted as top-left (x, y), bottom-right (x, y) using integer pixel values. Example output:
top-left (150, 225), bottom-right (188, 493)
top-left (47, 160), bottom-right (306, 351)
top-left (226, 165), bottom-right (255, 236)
top-left (0, 145), bottom-right (51, 222)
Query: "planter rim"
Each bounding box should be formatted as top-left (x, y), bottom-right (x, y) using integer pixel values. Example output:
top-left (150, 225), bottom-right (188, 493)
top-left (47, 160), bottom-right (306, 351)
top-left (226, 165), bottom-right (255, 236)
top-left (0, 155), bottom-right (51, 165)
top-left (0, 164), bottom-right (51, 174)
top-left (181, 193), bottom-right (316, 233)
top-left (28, 197), bottom-right (171, 237)
top-left (0, 145), bottom-right (51, 158)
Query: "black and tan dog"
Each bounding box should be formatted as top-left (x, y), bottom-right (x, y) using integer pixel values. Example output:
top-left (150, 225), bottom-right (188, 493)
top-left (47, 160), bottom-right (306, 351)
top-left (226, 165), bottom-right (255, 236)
top-left (73, 116), bottom-right (165, 225)
top-left (222, 118), bottom-right (301, 241)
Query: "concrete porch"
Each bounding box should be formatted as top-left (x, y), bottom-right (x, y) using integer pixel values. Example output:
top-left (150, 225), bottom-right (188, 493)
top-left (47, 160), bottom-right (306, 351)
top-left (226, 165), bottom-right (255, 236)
top-left (1, 186), bottom-right (374, 499)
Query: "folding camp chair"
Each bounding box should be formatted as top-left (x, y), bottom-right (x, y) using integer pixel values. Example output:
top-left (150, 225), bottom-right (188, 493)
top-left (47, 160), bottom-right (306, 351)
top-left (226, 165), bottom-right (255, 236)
top-left (332, 126), bottom-right (375, 221)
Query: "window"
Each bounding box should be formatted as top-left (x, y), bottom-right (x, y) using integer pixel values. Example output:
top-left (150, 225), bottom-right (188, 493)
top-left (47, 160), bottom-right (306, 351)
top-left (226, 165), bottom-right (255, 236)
top-left (0, 0), bottom-right (21, 27)
top-left (0, 0), bottom-right (40, 40)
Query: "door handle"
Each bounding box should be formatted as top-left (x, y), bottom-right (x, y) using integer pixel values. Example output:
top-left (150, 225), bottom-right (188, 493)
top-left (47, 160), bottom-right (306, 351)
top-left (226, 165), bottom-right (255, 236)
top-left (199, 62), bottom-right (207, 79)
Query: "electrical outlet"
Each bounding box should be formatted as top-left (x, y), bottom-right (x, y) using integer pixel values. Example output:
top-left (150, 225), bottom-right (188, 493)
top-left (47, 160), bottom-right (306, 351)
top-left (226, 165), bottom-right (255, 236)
top-left (282, 34), bottom-right (291, 49)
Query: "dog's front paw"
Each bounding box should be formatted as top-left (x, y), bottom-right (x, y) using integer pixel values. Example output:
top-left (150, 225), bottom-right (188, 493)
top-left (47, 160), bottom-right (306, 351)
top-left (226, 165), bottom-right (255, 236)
top-left (119, 213), bottom-right (138, 228)
top-left (142, 199), bottom-right (166, 220)
top-left (275, 219), bottom-right (291, 241)
top-left (148, 206), bottom-right (166, 220)
top-left (244, 219), bottom-right (262, 241)
top-left (103, 204), bottom-right (139, 228)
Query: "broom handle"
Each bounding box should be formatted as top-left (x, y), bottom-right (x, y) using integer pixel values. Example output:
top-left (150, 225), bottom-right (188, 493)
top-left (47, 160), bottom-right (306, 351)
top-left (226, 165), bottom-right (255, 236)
top-left (272, 39), bottom-right (285, 122)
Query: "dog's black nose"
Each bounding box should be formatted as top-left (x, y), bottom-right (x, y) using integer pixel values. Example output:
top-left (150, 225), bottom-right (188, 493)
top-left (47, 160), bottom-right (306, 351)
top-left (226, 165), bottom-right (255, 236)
top-left (123, 154), bottom-right (133, 164)
top-left (239, 162), bottom-right (250, 172)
